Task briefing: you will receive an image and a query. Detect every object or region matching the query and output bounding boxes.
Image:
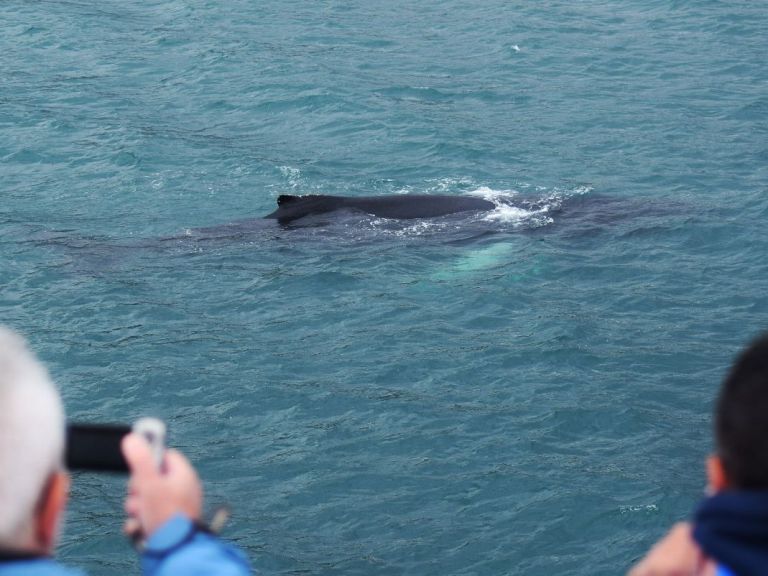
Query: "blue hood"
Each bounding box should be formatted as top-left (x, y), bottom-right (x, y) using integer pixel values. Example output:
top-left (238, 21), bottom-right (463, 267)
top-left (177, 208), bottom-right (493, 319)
top-left (693, 491), bottom-right (768, 576)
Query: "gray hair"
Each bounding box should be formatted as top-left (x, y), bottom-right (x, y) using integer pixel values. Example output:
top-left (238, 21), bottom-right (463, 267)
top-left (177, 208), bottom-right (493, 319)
top-left (0, 326), bottom-right (65, 546)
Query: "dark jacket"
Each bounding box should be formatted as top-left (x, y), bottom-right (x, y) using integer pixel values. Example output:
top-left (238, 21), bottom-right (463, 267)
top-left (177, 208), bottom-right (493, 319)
top-left (694, 491), bottom-right (768, 576)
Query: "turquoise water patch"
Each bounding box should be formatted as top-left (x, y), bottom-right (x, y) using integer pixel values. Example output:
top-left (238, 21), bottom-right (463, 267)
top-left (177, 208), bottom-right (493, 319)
top-left (2, 1), bottom-right (768, 575)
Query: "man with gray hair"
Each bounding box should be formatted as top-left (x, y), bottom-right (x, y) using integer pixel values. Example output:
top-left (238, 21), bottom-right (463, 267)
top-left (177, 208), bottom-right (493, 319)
top-left (0, 326), bottom-right (250, 575)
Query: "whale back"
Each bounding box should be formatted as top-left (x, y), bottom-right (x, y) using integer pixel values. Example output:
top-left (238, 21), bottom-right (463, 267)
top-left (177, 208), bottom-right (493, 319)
top-left (264, 194), bottom-right (495, 223)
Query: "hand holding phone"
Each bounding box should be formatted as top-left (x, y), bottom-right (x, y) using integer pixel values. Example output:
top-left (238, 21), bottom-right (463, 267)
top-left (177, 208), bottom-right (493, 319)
top-left (65, 419), bottom-right (203, 540)
top-left (122, 432), bottom-right (203, 539)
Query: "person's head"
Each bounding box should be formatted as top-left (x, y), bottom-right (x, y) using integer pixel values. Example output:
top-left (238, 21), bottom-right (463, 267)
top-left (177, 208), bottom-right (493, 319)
top-left (0, 326), bottom-right (69, 554)
top-left (707, 333), bottom-right (768, 492)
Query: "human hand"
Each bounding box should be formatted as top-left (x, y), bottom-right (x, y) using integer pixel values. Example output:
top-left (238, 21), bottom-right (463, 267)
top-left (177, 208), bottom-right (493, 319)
top-left (122, 433), bottom-right (203, 539)
top-left (628, 522), bottom-right (715, 576)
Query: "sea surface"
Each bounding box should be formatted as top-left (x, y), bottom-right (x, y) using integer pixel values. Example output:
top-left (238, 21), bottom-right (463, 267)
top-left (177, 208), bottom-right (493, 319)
top-left (2, 1), bottom-right (767, 574)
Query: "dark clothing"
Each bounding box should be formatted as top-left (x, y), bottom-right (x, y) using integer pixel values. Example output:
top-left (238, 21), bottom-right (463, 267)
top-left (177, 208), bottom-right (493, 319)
top-left (693, 491), bottom-right (768, 576)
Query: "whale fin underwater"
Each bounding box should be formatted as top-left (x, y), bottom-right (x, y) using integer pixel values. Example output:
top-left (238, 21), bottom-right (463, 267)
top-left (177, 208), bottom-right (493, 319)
top-left (264, 194), bottom-right (497, 223)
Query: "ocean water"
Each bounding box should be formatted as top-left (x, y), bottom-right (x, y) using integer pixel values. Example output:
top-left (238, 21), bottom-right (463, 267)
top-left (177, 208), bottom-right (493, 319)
top-left (1, 1), bottom-right (767, 574)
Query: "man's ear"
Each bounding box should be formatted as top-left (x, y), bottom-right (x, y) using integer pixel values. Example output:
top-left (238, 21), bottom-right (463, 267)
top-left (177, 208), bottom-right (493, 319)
top-left (35, 471), bottom-right (70, 554)
top-left (706, 455), bottom-right (729, 493)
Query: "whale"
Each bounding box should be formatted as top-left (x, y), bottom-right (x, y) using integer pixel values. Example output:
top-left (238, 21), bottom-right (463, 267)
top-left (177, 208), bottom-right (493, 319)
top-left (32, 192), bottom-right (680, 264)
top-left (264, 194), bottom-right (496, 224)
top-left (183, 191), bottom-right (668, 239)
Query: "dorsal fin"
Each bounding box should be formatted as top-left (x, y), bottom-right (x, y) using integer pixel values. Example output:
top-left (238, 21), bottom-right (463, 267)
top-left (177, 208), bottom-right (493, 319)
top-left (278, 194), bottom-right (325, 206)
top-left (264, 194), bottom-right (344, 222)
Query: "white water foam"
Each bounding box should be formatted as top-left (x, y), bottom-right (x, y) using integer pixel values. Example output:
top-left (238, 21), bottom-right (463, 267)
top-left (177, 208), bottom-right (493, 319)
top-left (277, 165), bottom-right (305, 189)
top-left (468, 184), bottom-right (593, 227)
top-left (468, 186), bottom-right (544, 225)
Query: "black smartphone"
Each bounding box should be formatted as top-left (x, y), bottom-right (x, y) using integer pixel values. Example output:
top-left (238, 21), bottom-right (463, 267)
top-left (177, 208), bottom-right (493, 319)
top-left (65, 423), bottom-right (131, 472)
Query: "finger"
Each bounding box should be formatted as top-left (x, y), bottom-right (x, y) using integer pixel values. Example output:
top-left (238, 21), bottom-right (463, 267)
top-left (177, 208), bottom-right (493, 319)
top-left (163, 449), bottom-right (196, 479)
top-left (122, 433), bottom-right (158, 480)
